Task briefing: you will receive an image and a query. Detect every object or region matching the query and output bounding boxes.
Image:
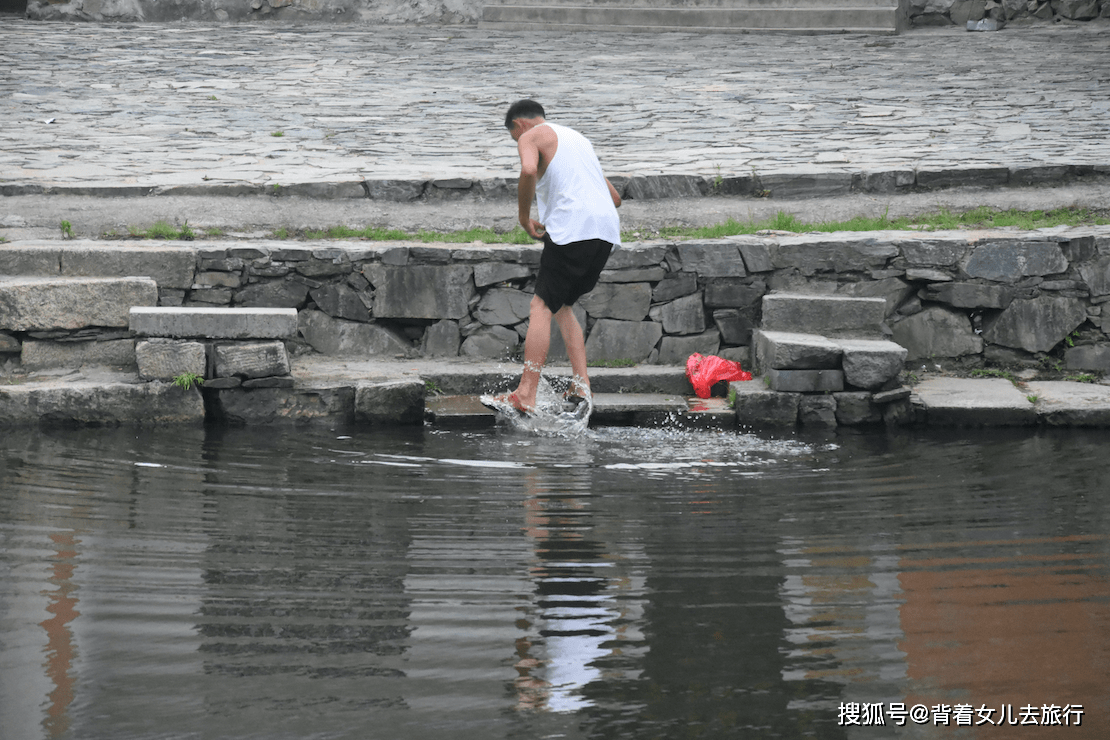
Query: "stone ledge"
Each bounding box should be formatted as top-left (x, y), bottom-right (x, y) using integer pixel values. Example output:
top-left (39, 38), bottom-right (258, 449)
top-left (130, 307), bottom-right (299, 339)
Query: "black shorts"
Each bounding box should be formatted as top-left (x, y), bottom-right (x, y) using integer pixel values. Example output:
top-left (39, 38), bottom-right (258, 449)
top-left (533, 235), bottom-right (614, 313)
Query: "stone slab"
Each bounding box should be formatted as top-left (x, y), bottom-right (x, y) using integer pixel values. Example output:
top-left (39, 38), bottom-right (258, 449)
top-left (911, 377), bottom-right (1036, 426)
top-left (1, 277), bottom-right (159, 331)
top-left (836, 338), bottom-right (908, 390)
top-left (424, 394), bottom-right (498, 428)
top-left (591, 392), bottom-right (687, 425)
top-left (130, 307), bottom-right (298, 339)
top-left (753, 330), bottom-right (842, 373)
top-left (1025, 381), bottom-right (1110, 427)
top-left (761, 293), bottom-right (887, 335)
top-left (0, 380), bottom-right (204, 426)
top-left (767, 368), bottom-right (845, 393)
top-left (679, 396), bottom-right (737, 430)
top-left (213, 341), bottom-right (291, 379)
top-left (21, 339), bottom-right (136, 370)
top-left (730, 380), bottom-right (799, 427)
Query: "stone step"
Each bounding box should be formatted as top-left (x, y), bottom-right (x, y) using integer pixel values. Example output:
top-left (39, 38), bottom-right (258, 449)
top-left (760, 293), bottom-right (887, 336)
top-left (480, 0), bottom-right (907, 33)
top-left (129, 307), bottom-right (299, 339)
top-left (0, 276), bottom-right (159, 332)
top-left (0, 241), bottom-right (196, 290)
top-left (424, 392), bottom-right (715, 428)
top-left (911, 377), bottom-right (1036, 426)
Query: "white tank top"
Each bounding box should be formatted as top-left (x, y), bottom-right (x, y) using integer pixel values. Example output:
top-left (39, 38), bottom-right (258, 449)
top-left (534, 122), bottom-right (621, 248)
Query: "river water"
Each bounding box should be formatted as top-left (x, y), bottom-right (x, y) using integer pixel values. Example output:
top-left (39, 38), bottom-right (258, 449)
top-left (1, 422), bottom-right (1107, 740)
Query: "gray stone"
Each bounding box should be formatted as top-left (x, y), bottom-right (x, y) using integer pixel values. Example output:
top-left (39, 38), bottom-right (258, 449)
top-left (712, 308), bottom-right (755, 346)
top-left (736, 240), bottom-right (775, 273)
top-left (1065, 344), bottom-right (1110, 372)
top-left (704, 278), bottom-right (766, 308)
top-left (421, 319), bottom-right (461, 357)
top-left (188, 287), bottom-right (234, 307)
top-left (235, 280), bottom-right (310, 308)
top-left (753, 330), bottom-right (843, 372)
top-left (21, 339), bottom-right (136, 370)
top-left (209, 385), bottom-right (356, 425)
top-left (770, 235), bottom-right (898, 275)
top-left (310, 284), bottom-right (371, 322)
top-left (59, 244), bottom-right (196, 290)
top-left (891, 306), bottom-right (983, 360)
top-left (600, 267), bottom-right (666, 284)
top-left (136, 339), bottom-right (206, 381)
top-left (203, 377), bottom-right (241, 389)
top-left (964, 241), bottom-right (1068, 283)
top-left (760, 172), bottom-right (853, 199)
top-left (132, 307), bottom-right (299, 339)
top-left (591, 392), bottom-right (688, 426)
top-left (653, 292), bottom-right (705, 335)
top-left (1077, 256), bottom-right (1110, 297)
top-left (0, 245), bottom-right (63, 276)
top-left (837, 338), bottom-right (908, 390)
top-left (459, 325), bottom-right (520, 358)
top-left (873, 387), bottom-right (912, 404)
top-left (193, 271), bottom-right (242, 289)
top-left (655, 329), bottom-right (720, 365)
top-left (355, 379), bottom-right (425, 426)
top-left (605, 244), bottom-right (669, 270)
top-left (838, 277), bottom-right (914, 316)
top-left (916, 167), bottom-right (1009, 190)
top-left (298, 310), bottom-right (411, 356)
top-left (899, 238), bottom-right (968, 268)
top-left (579, 282), bottom-right (652, 321)
top-left (982, 295), bottom-right (1087, 353)
top-left (922, 281), bottom-right (1013, 309)
top-left (834, 392), bottom-right (882, 426)
top-left (584, 319), bottom-right (663, 363)
top-left (767, 368), bottom-right (845, 393)
top-left (1025, 380), bottom-right (1110, 426)
top-left (1, 277), bottom-right (158, 331)
top-left (473, 261), bottom-right (532, 287)
top-left (913, 377), bottom-right (1036, 426)
top-left (675, 241), bottom-right (746, 278)
top-left (1053, 0), bottom-right (1099, 18)
top-left (0, 380), bottom-right (204, 427)
top-left (906, 268), bottom-right (954, 283)
top-left (652, 273), bottom-right (698, 302)
top-left (799, 395), bottom-right (838, 427)
top-left (0, 332), bottom-right (20, 354)
top-left (624, 175), bottom-right (707, 200)
top-left (761, 293), bottom-right (887, 335)
top-left (731, 382), bottom-right (799, 427)
top-left (242, 376), bottom-right (295, 389)
top-left (475, 287), bottom-right (532, 326)
top-left (214, 341), bottom-right (290, 379)
top-left (365, 179), bottom-right (424, 201)
top-left (366, 264), bottom-right (475, 320)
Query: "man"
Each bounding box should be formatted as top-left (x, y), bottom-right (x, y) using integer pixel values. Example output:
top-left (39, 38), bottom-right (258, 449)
top-left (493, 99), bottom-right (622, 414)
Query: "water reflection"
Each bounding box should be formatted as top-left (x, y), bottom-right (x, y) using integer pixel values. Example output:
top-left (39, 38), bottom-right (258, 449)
top-left (0, 425), bottom-right (1107, 740)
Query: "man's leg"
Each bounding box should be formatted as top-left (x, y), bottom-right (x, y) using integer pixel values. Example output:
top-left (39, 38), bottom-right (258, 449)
top-left (511, 294), bottom-right (555, 410)
top-left (554, 306), bottom-right (589, 397)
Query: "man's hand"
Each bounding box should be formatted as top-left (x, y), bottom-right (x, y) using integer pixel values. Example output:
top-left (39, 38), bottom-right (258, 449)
top-left (521, 218), bottom-right (546, 240)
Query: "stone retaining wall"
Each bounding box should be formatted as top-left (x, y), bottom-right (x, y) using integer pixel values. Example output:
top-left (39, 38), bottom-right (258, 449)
top-left (24, 0), bottom-right (1110, 26)
top-left (8, 229), bottom-right (1110, 377)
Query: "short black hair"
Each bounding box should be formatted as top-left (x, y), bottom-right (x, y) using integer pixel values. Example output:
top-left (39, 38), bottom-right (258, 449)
top-left (505, 99), bottom-right (545, 130)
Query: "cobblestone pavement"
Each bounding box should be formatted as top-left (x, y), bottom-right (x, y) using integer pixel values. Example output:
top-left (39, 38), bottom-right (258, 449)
top-left (1, 20), bottom-right (1109, 193)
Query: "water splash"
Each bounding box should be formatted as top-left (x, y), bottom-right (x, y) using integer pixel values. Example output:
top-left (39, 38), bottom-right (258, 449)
top-left (480, 374), bottom-right (593, 437)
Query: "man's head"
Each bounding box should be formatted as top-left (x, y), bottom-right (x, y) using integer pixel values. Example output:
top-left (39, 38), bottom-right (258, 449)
top-left (505, 99), bottom-right (545, 140)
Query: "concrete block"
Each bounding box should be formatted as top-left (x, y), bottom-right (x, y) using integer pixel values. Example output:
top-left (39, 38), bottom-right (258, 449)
top-left (355, 379), bottom-right (425, 426)
top-left (753, 330), bottom-right (842, 373)
top-left (767, 368), bottom-right (844, 393)
top-left (214, 341), bottom-right (290, 379)
top-left (761, 293), bottom-right (887, 335)
top-left (131, 307), bottom-right (298, 339)
top-left (2, 277), bottom-right (158, 331)
top-left (136, 339), bottom-right (206, 381)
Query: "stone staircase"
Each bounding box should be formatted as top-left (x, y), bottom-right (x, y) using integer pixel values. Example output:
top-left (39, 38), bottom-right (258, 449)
top-left (479, 0), bottom-right (910, 34)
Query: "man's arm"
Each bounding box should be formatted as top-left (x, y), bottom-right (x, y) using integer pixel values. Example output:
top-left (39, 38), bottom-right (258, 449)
top-left (517, 133), bottom-right (546, 239)
top-left (605, 177), bottom-right (622, 209)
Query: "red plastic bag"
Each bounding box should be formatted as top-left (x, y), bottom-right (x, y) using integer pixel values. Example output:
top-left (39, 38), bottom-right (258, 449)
top-left (686, 353), bottom-right (753, 399)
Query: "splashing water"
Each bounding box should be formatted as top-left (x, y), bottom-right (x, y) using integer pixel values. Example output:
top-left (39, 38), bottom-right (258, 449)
top-left (480, 374), bottom-right (593, 437)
